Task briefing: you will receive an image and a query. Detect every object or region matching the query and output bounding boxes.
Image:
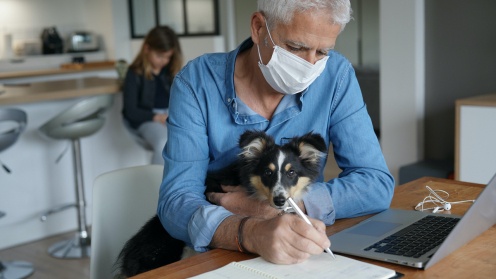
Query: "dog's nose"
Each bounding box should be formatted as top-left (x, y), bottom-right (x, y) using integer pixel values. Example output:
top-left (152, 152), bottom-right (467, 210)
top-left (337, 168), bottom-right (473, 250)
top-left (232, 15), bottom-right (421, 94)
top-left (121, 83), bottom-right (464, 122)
top-left (273, 196), bottom-right (286, 207)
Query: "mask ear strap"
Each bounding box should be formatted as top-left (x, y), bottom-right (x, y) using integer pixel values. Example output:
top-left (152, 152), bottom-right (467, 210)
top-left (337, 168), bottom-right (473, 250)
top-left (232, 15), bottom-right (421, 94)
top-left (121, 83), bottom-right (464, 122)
top-left (263, 17), bottom-right (276, 47)
top-left (256, 44), bottom-right (264, 64)
top-left (258, 17), bottom-right (277, 65)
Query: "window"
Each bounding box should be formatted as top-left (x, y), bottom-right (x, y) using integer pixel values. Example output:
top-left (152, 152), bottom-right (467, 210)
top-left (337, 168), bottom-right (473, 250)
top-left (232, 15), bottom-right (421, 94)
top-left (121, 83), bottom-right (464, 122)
top-left (129, 0), bottom-right (219, 38)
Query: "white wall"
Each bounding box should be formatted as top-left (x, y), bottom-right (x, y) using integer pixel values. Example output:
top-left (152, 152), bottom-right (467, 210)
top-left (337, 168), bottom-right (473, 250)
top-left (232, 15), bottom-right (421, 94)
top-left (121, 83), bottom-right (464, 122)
top-left (0, 0), bottom-right (87, 55)
top-left (380, 0), bottom-right (425, 182)
top-left (0, 0), bottom-right (226, 65)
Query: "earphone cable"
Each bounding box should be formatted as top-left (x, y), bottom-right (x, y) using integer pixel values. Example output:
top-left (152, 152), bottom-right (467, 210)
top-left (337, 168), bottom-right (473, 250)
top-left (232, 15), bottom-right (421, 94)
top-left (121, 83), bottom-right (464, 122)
top-left (415, 185), bottom-right (476, 212)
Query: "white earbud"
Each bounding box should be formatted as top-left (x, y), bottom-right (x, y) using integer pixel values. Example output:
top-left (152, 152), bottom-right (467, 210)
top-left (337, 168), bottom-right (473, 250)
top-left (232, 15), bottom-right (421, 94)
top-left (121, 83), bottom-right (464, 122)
top-left (443, 203), bottom-right (451, 211)
top-left (415, 186), bottom-right (473, 213)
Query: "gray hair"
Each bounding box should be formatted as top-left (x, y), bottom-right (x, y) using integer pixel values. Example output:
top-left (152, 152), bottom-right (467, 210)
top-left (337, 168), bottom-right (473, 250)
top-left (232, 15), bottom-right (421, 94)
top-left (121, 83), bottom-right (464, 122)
top-left (257, 0), bottom-right (352, 32)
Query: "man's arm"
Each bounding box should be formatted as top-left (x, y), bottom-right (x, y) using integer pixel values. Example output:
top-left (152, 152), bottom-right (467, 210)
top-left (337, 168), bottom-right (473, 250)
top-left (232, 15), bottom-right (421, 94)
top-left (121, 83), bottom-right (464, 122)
top-left (210, 213), bottom-right (330, 264)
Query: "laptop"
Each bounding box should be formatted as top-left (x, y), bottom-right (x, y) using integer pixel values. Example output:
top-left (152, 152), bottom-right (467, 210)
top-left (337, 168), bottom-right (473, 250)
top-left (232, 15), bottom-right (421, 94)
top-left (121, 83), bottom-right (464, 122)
top-left (329, 172), bottom-right (496, 269)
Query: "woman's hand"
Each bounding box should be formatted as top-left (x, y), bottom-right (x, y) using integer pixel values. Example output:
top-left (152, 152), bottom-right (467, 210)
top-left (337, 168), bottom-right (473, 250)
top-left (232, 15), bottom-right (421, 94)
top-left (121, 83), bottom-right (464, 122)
top-left (153, 113), bottom-right (168, 124)
top-left (206, 185), bottom-right (280, 219)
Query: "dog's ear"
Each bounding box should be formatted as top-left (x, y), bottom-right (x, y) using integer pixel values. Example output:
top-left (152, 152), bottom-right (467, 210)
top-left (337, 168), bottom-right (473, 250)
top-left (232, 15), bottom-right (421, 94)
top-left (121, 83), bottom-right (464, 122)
top-left (293, 133), bottom-right (327, 164)
top-left (239, 130), bottom-right (274, 159)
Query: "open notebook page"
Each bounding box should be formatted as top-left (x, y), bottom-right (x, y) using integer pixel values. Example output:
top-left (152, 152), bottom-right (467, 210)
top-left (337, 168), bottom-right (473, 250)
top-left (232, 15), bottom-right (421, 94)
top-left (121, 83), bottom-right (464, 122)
top-left (190, 253), bottom-right (397, 279)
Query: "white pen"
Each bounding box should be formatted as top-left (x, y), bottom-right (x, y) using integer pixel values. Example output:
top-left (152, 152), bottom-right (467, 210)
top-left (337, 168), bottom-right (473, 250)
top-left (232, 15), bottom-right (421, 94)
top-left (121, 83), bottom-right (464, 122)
top-left (287, 197), bottom-right (336, 259)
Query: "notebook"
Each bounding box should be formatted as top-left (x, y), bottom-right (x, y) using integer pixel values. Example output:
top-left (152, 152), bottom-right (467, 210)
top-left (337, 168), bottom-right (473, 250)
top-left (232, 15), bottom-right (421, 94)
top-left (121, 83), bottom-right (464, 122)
top-left (329, 172), bottom-right (496, 269)
top-left (190, 253), bottom-right (400, 279)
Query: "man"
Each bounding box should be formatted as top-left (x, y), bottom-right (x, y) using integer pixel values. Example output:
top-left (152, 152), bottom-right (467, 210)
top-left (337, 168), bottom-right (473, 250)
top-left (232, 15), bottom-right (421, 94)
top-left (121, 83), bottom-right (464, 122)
top-left (157, 0), bottom-right (394, 264)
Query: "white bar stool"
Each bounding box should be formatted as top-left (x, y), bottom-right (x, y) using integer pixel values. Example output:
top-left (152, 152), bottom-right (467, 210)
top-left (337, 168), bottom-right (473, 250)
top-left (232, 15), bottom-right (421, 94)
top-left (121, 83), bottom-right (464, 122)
top-left (0, 108), bottom-right (34, 279)
top-left (38, 94), bottom-right (114, 259)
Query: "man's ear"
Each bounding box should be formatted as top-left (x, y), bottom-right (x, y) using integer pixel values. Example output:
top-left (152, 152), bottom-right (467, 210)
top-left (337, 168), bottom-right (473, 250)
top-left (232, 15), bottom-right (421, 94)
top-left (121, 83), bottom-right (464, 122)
top-left (250, 12), bottom-right (266, 46)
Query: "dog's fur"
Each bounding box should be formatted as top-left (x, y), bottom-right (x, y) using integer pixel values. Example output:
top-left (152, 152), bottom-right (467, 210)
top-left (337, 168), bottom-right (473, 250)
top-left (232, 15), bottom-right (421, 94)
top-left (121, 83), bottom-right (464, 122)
top-left (113, 131), bottom-right (326, 277)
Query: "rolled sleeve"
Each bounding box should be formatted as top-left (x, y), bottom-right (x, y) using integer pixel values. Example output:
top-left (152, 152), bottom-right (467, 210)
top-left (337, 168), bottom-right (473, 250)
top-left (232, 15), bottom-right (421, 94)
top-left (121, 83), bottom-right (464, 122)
top-left (303, 183), bottom-right (336, 226)
top-left (188, 205), bottom-right (233, 252)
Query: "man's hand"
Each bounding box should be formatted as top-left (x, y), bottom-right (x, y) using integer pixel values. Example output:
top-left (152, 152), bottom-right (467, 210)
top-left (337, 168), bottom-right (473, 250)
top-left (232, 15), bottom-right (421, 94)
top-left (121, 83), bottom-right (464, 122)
top-left (206, 185), bottom-right (280, 219)
top-left (243, 214), bottom-right (330, 264)
top-left (207, 185), bottom-right (330, 264)
top-left (210, 214), bottom-right (330, 265)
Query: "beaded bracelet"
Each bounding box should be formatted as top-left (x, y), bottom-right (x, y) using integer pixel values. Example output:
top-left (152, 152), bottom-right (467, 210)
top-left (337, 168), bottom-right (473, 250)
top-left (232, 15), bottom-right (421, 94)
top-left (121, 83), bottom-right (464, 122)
top-left (236, 216), bottom-right (250, 253)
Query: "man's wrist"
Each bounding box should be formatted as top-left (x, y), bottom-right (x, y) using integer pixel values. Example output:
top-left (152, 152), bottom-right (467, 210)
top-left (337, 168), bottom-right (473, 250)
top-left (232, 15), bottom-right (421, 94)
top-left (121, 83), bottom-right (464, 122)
top-left (236, 216), bottom-right (251, 253)
top-left (237, 216), bottom-right (259, 254)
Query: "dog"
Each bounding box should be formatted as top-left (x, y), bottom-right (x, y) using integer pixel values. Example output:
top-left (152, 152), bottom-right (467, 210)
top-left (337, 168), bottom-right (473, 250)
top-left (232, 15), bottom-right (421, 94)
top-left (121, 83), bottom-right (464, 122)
top-left (114, 130), bottom-right (327, 277)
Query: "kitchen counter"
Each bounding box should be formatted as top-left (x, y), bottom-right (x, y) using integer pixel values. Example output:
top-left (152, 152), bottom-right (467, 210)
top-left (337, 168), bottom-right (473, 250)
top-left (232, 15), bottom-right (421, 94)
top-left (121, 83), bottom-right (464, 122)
top-left (0, 77), bottom-right (120, 105)
top-left (0, 61), bottom-right (116, 80)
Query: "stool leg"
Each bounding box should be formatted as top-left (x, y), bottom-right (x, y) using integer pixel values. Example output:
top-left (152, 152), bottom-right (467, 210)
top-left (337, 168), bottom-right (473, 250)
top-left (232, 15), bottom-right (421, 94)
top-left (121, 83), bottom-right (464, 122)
top-left (0, 261), bottom-right (34, 279)
top-left (47, 138), bottom-right (91, 258)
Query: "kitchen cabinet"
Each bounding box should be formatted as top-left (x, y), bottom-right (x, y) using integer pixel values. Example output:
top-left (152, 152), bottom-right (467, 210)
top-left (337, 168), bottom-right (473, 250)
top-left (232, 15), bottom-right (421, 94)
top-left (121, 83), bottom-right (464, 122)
top-left (455, 93), bottom-right (496, 184)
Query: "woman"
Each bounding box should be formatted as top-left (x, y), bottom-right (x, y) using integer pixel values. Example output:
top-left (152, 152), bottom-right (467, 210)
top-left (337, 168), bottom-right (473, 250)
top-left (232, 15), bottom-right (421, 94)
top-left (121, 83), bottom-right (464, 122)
top-left (122, 26), bottom-right (183, 164)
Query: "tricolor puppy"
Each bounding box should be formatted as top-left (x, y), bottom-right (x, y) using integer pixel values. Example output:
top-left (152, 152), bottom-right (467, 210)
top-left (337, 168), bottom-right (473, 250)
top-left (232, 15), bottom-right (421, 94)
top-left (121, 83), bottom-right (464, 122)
top-left (115, 131), bottom-right (327, 278)
top-left (208, 130), bottom-right (327, 209)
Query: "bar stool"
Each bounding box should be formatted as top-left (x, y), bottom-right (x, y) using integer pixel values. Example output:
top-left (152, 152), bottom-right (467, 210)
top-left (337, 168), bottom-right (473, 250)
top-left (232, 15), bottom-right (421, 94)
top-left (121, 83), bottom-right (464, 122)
top-left (39, 94), bottom-right (114, 259)
top-left (0, 108), bottom-right (34, 279)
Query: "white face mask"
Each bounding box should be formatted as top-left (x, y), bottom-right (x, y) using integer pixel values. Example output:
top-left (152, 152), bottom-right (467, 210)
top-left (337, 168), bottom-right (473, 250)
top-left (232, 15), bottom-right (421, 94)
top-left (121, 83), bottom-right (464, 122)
top-left (257, 20), bottom-right (329, 95)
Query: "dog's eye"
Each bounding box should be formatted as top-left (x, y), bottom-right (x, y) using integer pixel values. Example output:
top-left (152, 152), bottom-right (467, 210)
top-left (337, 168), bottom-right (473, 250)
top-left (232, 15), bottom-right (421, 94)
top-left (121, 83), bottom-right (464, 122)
top-left (287, 169), bottom-right (296, 178)
top-left (264, 169), bottom-right (273, 176)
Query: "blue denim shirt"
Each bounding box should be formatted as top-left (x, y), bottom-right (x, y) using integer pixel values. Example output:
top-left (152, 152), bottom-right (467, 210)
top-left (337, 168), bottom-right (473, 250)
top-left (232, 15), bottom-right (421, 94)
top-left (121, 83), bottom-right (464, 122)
top-left (157, 39), bottom-right (394, 252)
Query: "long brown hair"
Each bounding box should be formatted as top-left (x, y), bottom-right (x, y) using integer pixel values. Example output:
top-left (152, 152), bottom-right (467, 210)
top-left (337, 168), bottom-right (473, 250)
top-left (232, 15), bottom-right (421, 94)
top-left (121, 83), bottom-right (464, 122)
top-left (129, 26), bottom-right (183, 80)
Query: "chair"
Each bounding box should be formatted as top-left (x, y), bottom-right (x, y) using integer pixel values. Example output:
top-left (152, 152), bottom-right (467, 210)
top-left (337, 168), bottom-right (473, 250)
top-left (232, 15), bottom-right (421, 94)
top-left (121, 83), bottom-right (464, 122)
top-left (38, 94), bottom-right (114, 259)
top-left (0, 108), bottom-right (34, 279)
top-left (90, 164), bottom-right (163, 279)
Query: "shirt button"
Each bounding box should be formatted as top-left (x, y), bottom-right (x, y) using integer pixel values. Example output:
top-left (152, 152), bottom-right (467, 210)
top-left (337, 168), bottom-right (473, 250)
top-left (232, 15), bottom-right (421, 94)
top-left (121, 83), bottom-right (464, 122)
top-left (227, 98), bottom-right (231, 102)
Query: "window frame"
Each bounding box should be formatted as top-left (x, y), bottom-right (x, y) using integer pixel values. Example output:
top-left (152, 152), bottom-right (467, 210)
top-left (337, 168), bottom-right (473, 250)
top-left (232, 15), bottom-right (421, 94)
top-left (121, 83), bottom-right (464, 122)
top-left (128, 0), bottom-right (220, 38)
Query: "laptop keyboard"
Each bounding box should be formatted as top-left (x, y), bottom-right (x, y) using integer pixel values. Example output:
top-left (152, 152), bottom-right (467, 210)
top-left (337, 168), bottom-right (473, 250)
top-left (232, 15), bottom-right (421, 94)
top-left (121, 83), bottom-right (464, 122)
top-left (364, 215), bottom-right (460, 258)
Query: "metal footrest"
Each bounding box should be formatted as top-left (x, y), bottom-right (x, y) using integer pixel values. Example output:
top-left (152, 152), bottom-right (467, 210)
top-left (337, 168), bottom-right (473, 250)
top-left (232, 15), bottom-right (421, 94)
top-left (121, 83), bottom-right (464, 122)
top-left (47, 232), bottom-right (91, 259)
top-left (39, 203), bottom-right (75, 222)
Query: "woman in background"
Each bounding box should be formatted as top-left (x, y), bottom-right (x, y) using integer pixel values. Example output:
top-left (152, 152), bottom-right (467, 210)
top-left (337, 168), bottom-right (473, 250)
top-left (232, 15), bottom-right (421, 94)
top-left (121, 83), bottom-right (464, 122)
top-left (122, 26), bottom-right (183, 164)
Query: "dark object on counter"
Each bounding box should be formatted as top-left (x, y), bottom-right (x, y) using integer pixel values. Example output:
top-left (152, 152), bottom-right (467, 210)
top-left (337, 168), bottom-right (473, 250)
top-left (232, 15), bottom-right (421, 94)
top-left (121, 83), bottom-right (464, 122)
top-left (67, 31), bottom-right (99, 52)
top-left (72, 56), bottom-right (85, 64)
top-left (41, 27), bottom-right (64, 54)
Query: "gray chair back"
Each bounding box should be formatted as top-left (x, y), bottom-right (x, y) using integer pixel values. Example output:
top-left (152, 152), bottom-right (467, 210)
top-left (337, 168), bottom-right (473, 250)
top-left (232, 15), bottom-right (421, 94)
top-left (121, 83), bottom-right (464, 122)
top-left (0, 108), bottom-right (27, 152)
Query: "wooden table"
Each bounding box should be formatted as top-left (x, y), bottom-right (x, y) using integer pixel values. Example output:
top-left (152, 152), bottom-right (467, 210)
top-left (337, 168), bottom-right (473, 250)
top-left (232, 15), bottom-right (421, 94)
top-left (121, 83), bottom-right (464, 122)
top-left (0, 77), bottom-right (120, 105)
top-left (132, 177), bottom-right (496, 278)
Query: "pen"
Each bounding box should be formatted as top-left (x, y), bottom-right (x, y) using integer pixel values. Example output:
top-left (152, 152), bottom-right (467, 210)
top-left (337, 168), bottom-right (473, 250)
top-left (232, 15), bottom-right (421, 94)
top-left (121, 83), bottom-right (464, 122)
top-left (287, 197), bottom-right (336, 259)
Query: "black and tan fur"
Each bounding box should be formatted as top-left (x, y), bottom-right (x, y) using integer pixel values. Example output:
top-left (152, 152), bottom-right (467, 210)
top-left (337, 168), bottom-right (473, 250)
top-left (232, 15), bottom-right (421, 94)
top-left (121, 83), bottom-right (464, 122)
top-left (114, 130), bottom-right (327, 277)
